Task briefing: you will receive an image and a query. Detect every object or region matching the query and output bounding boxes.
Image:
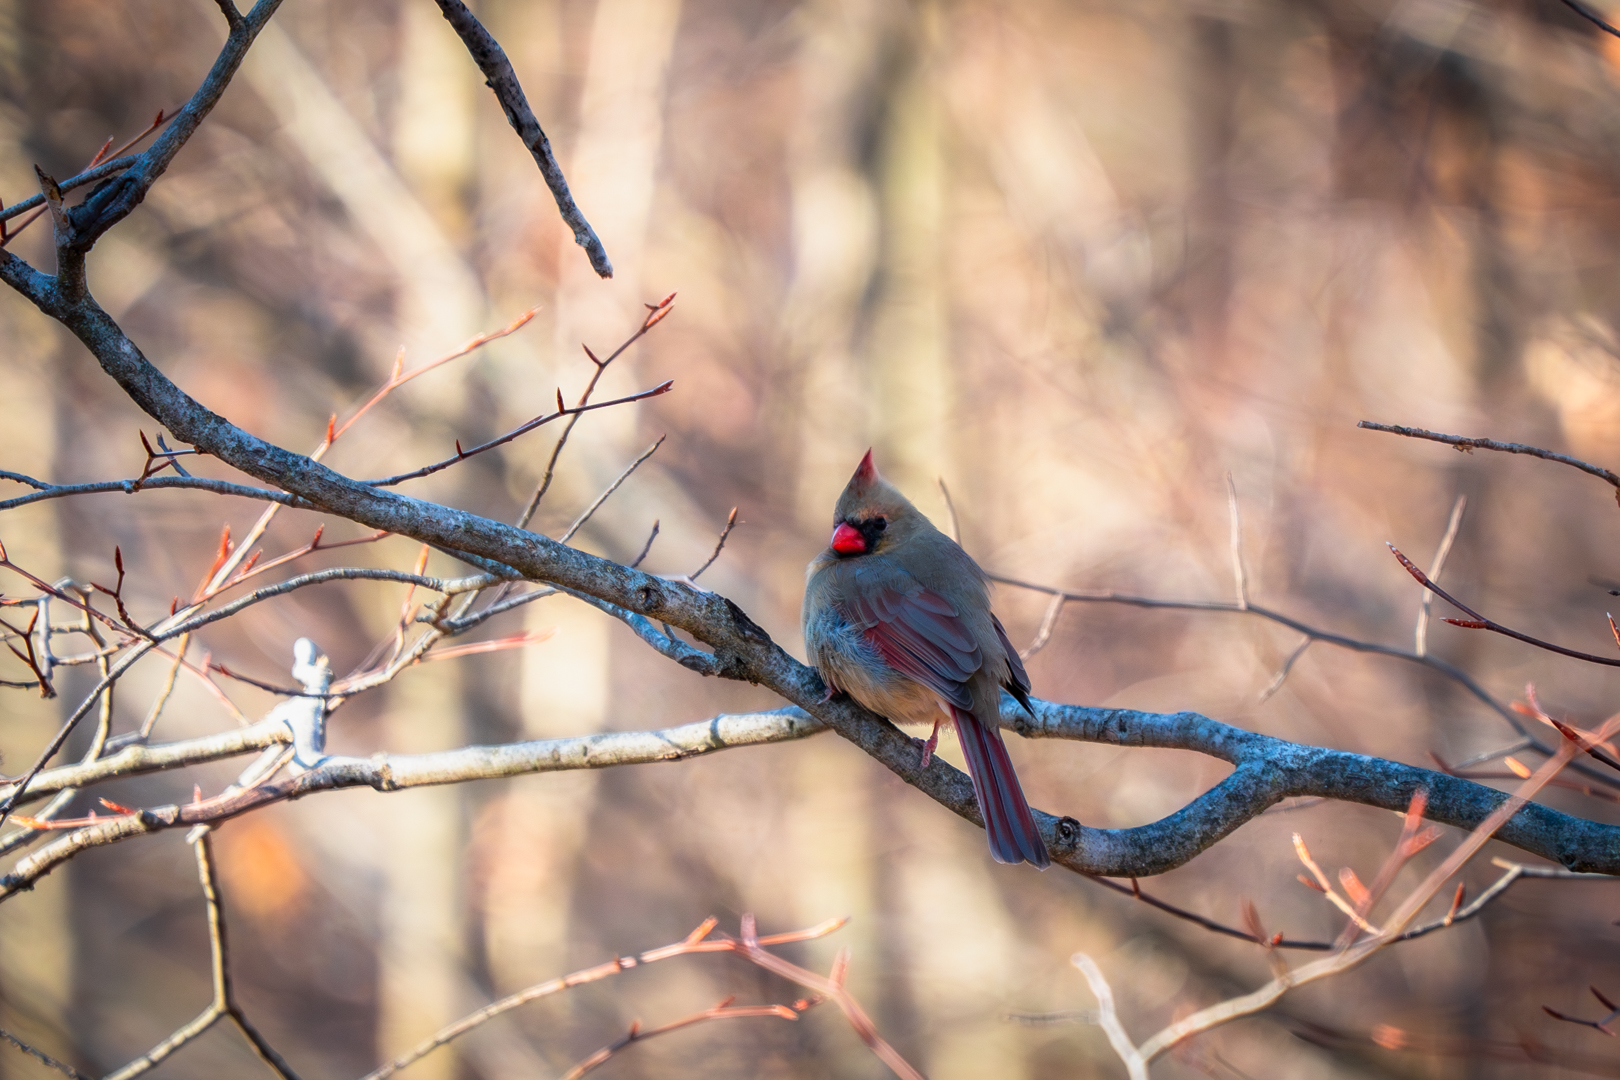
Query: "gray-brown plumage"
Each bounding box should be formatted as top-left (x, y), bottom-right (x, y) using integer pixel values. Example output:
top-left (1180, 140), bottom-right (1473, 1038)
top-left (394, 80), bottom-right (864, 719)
top-left (802, 450), bottom-right (1050, 868)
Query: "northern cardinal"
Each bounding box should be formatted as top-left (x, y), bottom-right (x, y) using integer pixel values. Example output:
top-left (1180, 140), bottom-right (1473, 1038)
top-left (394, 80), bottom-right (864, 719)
top-left (802, 450), bottom-right (1051, 868)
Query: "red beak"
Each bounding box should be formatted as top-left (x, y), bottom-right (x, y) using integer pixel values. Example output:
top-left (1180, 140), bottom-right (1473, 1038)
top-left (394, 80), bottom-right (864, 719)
top-left (830, 522), bottom-right (866, 554)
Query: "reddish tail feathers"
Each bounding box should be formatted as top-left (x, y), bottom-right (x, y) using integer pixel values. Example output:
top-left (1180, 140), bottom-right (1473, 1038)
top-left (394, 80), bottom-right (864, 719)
top-left (950, 706), bottom-right (1050, 868)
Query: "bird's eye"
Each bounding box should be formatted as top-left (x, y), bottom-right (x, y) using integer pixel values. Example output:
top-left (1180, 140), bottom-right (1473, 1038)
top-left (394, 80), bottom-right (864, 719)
top-left (873, 517), bottom-right (887, 531)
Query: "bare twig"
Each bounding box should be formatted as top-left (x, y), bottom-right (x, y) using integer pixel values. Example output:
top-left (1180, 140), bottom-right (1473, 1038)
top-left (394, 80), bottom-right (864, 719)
top-left (685, 508), bottom-right (740, 584)
top-left (1390, 544), bottom-right (1620, 669)
top-left (1226, 473), bottom-right (1248, 609)
top-left (1021, 592), bottom-right (1066, 661)
top-left (102, 833), bottom-right (300, 1079)
top-left (0, 1029), bottom-right (91, 1080)
top-left (727, 914), bottom-right (925, 1080)
top-left (0, 474), bottom-right (307, 513)
top-left (430, 0), bottom-right (612, 277)
top-left (1072, 955), bottom-right (1148, 1080)
top-left (1415, 495), bottom-right (1466, 657)
top-left (1544, 984), bottom-right (1620, 1035)
top-left (629, 520), bottom-right (660, 569)
top-left (558, 437), bottom-right (667, 545)
top-left (560, 997), bottom-right (820, 1080)
top-left (1257, 636), bottom-right (1310, 702)
top-left (1557, 0), bottom-right (1620, 41)
top-left (330, 308), bottom-right (540, 448)
top-left (937, 477), bottom-right (962, 544)
top-left (516, 294), bottom-right (677, 530)
top-left (364, 384), bottom-right (672, 488)
top-left (360, 915), bottom-right (851, 1080)
top-left (1359, 421), bottom-right (1620, 505)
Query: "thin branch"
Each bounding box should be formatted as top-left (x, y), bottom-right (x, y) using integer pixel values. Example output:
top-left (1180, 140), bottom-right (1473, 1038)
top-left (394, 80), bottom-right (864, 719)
top-left (437, 585), bottom-right (558, 634)
top-left (1415, 494), bottom-right (1466, 657)
top-left (0, 1029), bottom-right (92, 1080)
top-left (1226, 473), bottom-right (1248, 609)
top-left (1359, 421), bottom-right (1620, 505)
top-left (1557, 0), bottom-right (1620, 41)
top-left (364, 383), bottom-right (672, 487)
top-left (328, 307), bottom-right (540, 448)
top-left (0, 474), bottom-right (306, 513)
top-left (558, 436), bottom-right (666, 545)
top-left (431, 0), bottom-right (612, 277)
top-left (685, 508), bottom-right (739, 584)
top-left (516, 294), bottom-right (676, 530)
top-left (629, 521), bottom-right (660, 569)
top-left (1544, 984), bottom-right (1620, 1035)
top-left (560, 997), bottom-right (819, 1080)
top-left (937, 477), bottom-right (962, 544)
top-left (102, 833), bottom-right (300, 1080)
top-left (1072, 955), bottom-right (1148, 1080)
top-left (1390, 544), bottom-right (1620, 669)
top-left (728, 914), bottom-right (924, 1080)
top-left (360, 915), bottom-right (846, 1080)
top-left (1256, 636), bottom-right (1310, 702)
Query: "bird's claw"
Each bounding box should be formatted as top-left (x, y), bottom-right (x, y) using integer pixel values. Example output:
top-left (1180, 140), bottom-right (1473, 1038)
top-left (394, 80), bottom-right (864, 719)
top-left (915, 722), bottom-right (941, 768)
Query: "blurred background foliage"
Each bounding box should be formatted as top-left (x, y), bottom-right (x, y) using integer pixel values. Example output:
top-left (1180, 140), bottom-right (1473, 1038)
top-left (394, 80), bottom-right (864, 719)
top-left (2, 0), bottom-right (1620, 1075)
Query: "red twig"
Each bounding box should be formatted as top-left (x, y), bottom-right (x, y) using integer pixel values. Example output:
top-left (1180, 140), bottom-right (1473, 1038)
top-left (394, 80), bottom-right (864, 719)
top-left (1387, 545), bottom-right (1620, 668)
top-left (560, 995), bottom-right (822, 1080)
top-left (326, 307), bottom-right (540, 449)
top-left (0, 608), bottom-right (52, 698)
top-left (89, 547), bottom-right (155, 640)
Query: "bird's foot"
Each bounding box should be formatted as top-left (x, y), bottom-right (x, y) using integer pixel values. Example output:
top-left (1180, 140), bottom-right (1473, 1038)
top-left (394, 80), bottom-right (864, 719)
top-left (915, 721), bottom-right (942, 768)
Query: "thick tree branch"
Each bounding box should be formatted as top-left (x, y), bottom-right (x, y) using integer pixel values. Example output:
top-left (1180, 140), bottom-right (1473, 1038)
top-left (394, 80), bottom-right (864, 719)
top-left (5, 694), bottom-right (1620, 902)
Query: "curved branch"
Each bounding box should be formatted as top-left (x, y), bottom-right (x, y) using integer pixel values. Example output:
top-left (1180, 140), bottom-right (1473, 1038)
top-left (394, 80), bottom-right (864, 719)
top-left (57, 0), bottom-right (286, 254)
top-left (986, 572), bottom-right (1620, 790)
top-left (7, 693), bottom-right (1620, 903)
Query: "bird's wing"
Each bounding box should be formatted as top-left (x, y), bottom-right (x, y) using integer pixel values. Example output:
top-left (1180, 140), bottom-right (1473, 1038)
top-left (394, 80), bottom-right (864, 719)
top-left (843, 582), bottom-right (981, 710)
top-left (992, 614), bottom-right (1034, 714)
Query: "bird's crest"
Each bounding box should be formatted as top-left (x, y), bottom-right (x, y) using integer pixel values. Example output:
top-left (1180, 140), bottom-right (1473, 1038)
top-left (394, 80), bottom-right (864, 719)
top-left (851, 448), bottom-right (878, 491)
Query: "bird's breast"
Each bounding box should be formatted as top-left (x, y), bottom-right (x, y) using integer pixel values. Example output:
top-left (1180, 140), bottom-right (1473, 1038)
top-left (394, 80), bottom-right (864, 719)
top-left (804, 603), bottom-right (945, 726)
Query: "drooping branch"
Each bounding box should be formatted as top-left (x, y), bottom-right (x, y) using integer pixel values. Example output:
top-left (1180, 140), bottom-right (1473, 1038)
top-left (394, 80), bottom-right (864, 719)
top-left (431, 0), bottom-right (613, 277)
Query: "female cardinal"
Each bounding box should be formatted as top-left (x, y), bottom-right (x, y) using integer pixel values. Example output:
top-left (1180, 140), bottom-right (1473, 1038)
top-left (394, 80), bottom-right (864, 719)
top-left (802, 450), bottom-right (1051, 868)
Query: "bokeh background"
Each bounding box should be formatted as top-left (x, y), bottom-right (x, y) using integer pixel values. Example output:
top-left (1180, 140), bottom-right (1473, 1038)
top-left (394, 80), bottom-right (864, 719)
top-left (4, 0), bottom-right (1620, 1075)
